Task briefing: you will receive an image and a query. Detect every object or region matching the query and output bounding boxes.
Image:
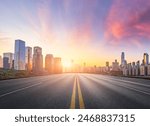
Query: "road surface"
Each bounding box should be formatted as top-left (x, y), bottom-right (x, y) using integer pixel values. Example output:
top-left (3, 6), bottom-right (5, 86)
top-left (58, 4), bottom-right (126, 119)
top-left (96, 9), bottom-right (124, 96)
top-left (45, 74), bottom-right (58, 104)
top-left (0, 73), bottom-right (150, 109)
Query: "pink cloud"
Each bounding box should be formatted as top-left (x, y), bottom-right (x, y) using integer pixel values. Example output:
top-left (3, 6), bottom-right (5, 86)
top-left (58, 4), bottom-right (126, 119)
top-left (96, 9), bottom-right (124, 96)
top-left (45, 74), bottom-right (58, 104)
top-left (67, 18), bottom-right (94, 47)
top-left (105, 0), bottom-right (150, 45)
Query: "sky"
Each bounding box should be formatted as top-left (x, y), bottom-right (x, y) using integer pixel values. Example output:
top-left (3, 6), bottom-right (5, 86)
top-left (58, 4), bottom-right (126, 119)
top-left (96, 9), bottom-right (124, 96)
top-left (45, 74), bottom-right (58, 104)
top-left (0, 0), bottom-right (150, 66)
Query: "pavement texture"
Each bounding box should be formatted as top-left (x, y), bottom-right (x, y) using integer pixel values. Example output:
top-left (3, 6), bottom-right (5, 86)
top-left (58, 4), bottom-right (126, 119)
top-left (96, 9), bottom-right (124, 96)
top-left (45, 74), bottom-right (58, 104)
top-left (0, 73), bottom-right (150, 109)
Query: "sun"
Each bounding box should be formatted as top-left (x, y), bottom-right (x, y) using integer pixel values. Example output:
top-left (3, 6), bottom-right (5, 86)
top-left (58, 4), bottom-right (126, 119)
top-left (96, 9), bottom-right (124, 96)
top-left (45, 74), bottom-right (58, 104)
top-left (62, 60), bottom-right (72, 68)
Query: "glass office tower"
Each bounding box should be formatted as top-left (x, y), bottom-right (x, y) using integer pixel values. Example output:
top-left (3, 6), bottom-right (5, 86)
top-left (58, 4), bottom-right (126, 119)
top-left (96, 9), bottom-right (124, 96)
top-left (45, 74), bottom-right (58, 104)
top-left (14, 40), bottom-right (26, 70)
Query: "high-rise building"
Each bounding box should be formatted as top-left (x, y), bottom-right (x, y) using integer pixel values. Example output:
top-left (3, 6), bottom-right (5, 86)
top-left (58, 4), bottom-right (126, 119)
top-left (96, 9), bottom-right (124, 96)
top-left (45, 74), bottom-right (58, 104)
top-left (135, 60), bottom-right (140, 76)
top-left (121, 52), bottom-right (125, 66)
top-left (106, 61), bottom-right (110, 72)
top-left (143, 53), bottom-right (149, 65)
top-left (33, 46), bottom-right (43, 73)
top-left (106, 61), bottom-right (109, 67)
top-left (132, 62), bottom-right (136, 76)
top-left (25, 46), bottom-right (32, 71)
top-left (0, 55), bottom-right (3, 68)
top-left (14, 40), bottom-right (26, 70)
top-left (112, 59), bottom-right (120, 71)
top-left (54, 57), bottom-right (62, 74)
top-left (45, 54), bottom-right (54, 73)
top-left (3, 57), bottom-right (9, 69)
top-left (128, 63), bottom-right (132, 76)
top-left (136, 60), bottom-right (140, 66)
top-left (3, 52), bottom-right (13, 69)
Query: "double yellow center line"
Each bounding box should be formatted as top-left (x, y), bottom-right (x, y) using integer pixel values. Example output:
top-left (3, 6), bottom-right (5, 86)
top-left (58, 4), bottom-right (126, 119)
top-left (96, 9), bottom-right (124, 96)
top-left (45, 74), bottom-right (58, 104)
top-left (70, 76), bottom-right (85, 109)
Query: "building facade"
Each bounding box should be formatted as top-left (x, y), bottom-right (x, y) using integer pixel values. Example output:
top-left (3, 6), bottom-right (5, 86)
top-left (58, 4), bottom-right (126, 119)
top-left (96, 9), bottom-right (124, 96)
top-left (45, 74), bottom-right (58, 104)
top-left (53, 57), bottom-right (62, 74)
top-left (25, 46), bottom-right (32, 71)
top-left (45, 54), bottom-right (54, 73)
top-left (132, 62), bottom-right (136, 76)
top-left (33, 46), bottom-right (43, 73)
top-left (135, 61), bottom-right (140, 76)
top-left (140, 65), bottom-right (147, 76)
top-left (112, 59), bottom-right (120, 71)
top-left (14, 40), bottom-right (26, 70)
top-left (3, 53), bottom-right (13, 69)
top-left (121, 52), bottom-right (125, 66)
top-left (147, 65), bottom-right (150, 76)
top-left (143, 53), bottom-right (149, 65)
top-left (0, 55), bottom-right (3, 68)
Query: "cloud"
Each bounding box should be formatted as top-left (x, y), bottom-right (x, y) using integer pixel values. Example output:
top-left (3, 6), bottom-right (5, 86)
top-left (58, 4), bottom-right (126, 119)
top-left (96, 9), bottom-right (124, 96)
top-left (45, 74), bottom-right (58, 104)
top-left (0, 37), bottom-right (10, 41)
top-left (0, 32), bottom-right (11, 42)
top-left (23, 0), bottom-right (98, 46)
top-left (67, 18), bottom-right (94, 47)
top-left (105, 0), bottom-right (150, 45)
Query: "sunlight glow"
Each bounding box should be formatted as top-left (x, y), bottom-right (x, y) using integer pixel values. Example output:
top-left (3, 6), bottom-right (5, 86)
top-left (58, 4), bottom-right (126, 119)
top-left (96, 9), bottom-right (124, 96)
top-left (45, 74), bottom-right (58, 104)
top-left (62, 60), bottom-right (72, 68)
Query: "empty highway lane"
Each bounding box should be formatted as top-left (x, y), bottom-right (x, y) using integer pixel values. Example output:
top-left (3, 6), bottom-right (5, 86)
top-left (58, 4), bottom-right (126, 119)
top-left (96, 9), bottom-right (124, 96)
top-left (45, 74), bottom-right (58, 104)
top-left (0, 73), bottom-right (150, 109)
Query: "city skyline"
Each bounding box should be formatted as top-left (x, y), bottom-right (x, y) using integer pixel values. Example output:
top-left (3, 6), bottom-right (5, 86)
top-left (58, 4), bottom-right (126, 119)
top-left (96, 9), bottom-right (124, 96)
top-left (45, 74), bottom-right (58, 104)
top-left (0, 0), bottom-right (150, 66)
top-left (1, 39), bottom-right (150, 69)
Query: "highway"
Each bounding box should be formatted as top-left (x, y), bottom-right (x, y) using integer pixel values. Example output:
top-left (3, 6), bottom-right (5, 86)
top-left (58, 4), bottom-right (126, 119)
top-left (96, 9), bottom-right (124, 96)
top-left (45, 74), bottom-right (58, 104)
top-left (0, 73), bottom-right (150, 109)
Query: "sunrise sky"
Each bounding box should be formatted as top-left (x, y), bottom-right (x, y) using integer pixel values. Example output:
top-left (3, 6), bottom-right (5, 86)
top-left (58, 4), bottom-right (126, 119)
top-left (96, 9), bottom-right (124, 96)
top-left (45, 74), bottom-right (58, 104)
top-left (0, 0), bottom-right (150, 66)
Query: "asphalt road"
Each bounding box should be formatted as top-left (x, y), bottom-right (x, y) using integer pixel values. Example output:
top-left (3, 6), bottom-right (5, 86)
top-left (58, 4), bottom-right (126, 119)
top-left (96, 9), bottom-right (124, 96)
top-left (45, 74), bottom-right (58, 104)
top-left (0, 73), bottom-right (150, 109)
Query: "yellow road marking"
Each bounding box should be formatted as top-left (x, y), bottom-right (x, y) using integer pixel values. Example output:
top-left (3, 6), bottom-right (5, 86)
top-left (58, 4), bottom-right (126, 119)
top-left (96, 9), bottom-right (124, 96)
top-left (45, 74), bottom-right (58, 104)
top-left (77, 76), bottom-right (85, 109)
top-left (70, 75), bottom-right (85, 109)
top-left (70, 76), bottom-right (77, 109)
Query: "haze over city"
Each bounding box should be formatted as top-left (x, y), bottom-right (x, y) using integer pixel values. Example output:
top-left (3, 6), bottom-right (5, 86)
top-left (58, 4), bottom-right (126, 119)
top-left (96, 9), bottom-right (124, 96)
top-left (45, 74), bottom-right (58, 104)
top-left (1, 0), bottom-right (150, 66)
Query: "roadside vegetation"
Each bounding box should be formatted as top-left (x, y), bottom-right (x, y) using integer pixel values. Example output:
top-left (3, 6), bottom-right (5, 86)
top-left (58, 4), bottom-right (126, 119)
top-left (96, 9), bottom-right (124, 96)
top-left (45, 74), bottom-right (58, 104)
top-left (0, 69), bottom-right (30, 80)
top-left (0, 69), bottom-right (49, 80)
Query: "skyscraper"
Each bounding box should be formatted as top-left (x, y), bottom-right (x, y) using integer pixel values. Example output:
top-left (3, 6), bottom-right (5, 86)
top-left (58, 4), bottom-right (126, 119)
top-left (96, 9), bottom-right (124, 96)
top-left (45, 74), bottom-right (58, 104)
top-left (121, 52), bottom-right (125, 66)
top-left (45, 54), bottom-right (54, 73)
top-left (14, 40), bottom-right (26, 70)
top-left (3, 52), bottom-right (13, 69)
top-left (143, 53), bottom-right (149, 65)
top-left (135, 60), bottom-right (140, 76)
top-left (106, 61), bottom-right (109, 67)
top-left (25, 46), bottom-right (32, 71)
top-left (0, 55), bottom-right (3, 68)
top-left (112, 59), bottom-right (120, 71)
top-left (33, 46), bottom-right (43, 73)
top-left (54, 57), bottom-right (62, 74)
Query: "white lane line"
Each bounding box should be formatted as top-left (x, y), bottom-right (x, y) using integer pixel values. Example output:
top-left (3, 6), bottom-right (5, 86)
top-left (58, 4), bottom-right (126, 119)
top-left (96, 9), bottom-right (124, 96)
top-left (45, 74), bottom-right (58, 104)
top-left (89, 76), bottom-right (150, 96)
top-left (90, 74), bottom-right (150, 88)
top-left (106, 78), bottom-right (150, 87)
top-left (101, 78), bottom-right (150, 94)
top-left (0, 75), bottom-right (66, 98)
top-left (88, 75), bottom-right (150, 91)
top-left (0, 82), bottom-right (42, 98)
top-left (121, 84), bottom-right (150, 96)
